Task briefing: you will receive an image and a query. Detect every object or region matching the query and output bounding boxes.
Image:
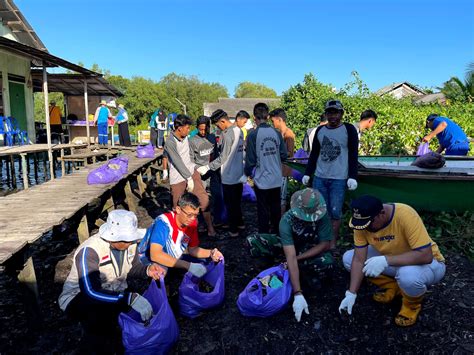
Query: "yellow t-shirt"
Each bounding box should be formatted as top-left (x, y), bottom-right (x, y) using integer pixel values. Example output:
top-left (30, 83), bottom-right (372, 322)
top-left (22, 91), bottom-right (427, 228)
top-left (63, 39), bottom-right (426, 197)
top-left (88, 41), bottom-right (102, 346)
top-left (49, 106), bottom-right (62, 125)
top-left (354, 203), bottom-right (444, 262)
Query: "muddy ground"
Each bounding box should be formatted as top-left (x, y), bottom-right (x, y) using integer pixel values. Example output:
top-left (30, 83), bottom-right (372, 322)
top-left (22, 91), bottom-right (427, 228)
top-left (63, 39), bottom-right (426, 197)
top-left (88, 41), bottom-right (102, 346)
top-left (0, 182), bottom-right (473, 354)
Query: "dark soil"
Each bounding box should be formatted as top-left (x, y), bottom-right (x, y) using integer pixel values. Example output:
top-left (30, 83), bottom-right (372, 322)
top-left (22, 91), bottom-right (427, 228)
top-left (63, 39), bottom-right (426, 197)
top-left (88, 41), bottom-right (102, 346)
top-left (1, 182), bottom-right (473, 354)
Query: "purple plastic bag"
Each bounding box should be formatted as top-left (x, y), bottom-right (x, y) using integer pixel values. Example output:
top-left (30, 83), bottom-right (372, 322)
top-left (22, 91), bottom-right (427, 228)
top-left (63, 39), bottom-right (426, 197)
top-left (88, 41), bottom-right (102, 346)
top-left (178, 260), bottom-right (225, 319)
top-left (291, 148), bottom-right (309, 182)
top-left (416, 142), bottom-right (431, 156)
top-left (237, 264), bottom-right (292, 318)
top-left (242, 183), bottom-right (257, 202)
top-left (108, 155), bottom-right (129, 174)
top-left (137, 143), bottom-right (155, 158)
top-left (87, 163), bottom-right (123, 185)
top-left (119, 278), bottom-right (179, 354)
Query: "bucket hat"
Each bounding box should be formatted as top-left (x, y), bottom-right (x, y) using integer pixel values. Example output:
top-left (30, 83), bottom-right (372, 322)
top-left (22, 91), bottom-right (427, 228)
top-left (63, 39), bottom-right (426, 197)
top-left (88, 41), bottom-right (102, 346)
top-left (99, 210), bottom-right (146, 242)
top-left (290, 188), bottom-right (327, 222)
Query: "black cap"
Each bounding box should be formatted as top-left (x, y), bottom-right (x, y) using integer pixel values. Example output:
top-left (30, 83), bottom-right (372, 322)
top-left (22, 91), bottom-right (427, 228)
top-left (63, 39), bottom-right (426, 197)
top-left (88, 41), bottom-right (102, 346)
top-left (324, 100), bottom-right (344, 112)
top-left (349, 195), bottom-right (384, 230)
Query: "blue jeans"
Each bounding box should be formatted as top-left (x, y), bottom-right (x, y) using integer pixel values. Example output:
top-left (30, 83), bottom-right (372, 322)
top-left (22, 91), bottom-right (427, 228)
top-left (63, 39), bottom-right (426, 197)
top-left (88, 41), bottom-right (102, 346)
top-left (446, 141), bottom-right (470, 156)
top-left (313, 178), bottom-right (346, 220)
top-left (98, 122), bottom-right (108, 145)
top-left (157, 129), bottom-right (165, 148)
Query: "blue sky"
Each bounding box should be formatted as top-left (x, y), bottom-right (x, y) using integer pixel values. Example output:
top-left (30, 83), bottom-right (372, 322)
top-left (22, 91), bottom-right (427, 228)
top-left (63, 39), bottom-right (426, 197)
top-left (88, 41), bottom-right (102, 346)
top-left (16, 0), bottom-right (474, 95)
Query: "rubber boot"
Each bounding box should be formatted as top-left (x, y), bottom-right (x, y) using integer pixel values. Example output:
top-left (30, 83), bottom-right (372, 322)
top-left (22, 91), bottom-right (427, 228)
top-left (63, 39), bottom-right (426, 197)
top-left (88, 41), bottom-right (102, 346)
top-left (395, 291), bottom-right (424, 327)
top-left (368, 275), bottom-right (400, 303)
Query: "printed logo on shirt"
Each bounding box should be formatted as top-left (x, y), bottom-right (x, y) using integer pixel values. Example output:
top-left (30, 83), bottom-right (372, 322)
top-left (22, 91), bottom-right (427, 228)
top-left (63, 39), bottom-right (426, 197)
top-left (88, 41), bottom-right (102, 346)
top-left (182, 235), bottom-right (191, 245)
top-left (320, 136), bottom-right (341, 162)
top-left (260, 137), bottom-right (278, 157)
top-left (199, 148), bottom-right (214, 157)
top-left (374, 235), bottom-right (395, 242)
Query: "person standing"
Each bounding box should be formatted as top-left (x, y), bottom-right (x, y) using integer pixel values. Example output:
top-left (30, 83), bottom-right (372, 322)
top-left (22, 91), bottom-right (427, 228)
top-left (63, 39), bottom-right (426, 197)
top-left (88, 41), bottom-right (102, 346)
top-left (354, 109), bottom-right (377, 141)
top-left (149, 108), bottom-right (164, 148)
top-left (339, 195), bottom-right (445, 327)
top-left (245, 103), bottom-right (287, 234)
top-left (157, 110), bottom-right (168, 148)
top-left (197, 109), bottom-right (246, 237)
top-left (302, 114), bottom-right (327, 153)
top-left (93, 100), bottom-right (112, 146)
top-left (164, 114), bottom-right (212, 232)
top-left (302, 100), bottom-right (359, 249)
top-left (423, 113), bottom-right (470, 156)
top-left (235, 110), bottom-right (250, 140)
top-left (270, 108), bottom-right (295, 216)
top-left (189, 115), bottom-right (218, 237)
top-left (49, 100), bottom-right (63, 141)
top-left (116, 103), bottom-right (131, 146)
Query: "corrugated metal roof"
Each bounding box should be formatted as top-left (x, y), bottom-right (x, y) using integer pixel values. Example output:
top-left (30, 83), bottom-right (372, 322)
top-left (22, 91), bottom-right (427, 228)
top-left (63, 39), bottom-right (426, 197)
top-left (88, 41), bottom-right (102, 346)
top-left (0, 0), bottom-right (47, 51)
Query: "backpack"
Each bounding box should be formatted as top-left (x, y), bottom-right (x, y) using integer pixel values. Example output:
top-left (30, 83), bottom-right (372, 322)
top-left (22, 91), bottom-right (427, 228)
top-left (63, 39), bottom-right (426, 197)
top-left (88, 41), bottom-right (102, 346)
top-left (137, 221), bottom-right (157, 266)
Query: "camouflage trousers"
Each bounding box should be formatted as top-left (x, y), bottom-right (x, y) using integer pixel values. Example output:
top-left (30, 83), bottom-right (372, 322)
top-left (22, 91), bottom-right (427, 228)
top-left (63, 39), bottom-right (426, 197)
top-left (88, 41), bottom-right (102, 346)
top-left (246, 233), bottom-right (334, 279)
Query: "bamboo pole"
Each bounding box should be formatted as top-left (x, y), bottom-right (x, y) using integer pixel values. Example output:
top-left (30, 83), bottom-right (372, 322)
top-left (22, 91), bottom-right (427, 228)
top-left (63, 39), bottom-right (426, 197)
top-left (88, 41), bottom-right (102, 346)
top-left (84, 79), bottom-right (90, 147)
top-left (42, 66), bottom-right (55, 180)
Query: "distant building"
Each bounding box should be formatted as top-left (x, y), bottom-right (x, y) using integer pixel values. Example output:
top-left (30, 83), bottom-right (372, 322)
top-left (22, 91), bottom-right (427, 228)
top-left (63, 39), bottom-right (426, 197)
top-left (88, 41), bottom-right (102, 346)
top-left (376, 82), bottom-right (425, 99)
top-left (413, 92), bottom-right (447, 105)
top-left (203, 97), bottom-right (280, 119)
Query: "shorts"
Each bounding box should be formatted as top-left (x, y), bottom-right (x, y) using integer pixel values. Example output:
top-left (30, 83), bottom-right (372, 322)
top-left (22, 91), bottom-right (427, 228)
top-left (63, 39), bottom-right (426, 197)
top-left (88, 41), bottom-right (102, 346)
top-left (313, 177), bottom-right (346, 220)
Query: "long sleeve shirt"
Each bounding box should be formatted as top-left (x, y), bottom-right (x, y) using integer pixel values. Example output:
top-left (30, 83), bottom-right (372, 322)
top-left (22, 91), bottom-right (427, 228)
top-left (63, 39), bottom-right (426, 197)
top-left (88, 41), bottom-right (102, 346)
top-left (164, 132), bottom-right (195, 184)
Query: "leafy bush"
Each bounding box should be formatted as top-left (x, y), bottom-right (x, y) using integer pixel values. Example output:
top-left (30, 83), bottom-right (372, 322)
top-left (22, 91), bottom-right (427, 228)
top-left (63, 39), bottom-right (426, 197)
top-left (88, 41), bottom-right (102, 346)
top-left (281, 73), bottom-right (474, 155)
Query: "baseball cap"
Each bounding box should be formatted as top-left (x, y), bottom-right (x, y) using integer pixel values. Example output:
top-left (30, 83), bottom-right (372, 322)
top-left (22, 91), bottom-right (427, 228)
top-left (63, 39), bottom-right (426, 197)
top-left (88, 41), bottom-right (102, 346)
top-left (290, 188), bottom-right (327, 222)
top-left (325, 100), bottom-right (344, 112)
top-left (349, 195), bottom-right (384, 230)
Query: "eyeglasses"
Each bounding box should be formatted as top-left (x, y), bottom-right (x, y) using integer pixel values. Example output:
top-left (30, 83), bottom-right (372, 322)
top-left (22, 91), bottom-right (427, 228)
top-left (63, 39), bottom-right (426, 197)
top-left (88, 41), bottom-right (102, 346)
top-left (179, 208), bottom-right (199, 219)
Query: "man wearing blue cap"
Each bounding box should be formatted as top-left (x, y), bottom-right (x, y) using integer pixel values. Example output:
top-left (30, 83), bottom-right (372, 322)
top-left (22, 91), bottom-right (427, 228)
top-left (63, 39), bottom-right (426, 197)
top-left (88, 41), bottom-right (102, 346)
top-left (339, 195), bottom-right (446, 326)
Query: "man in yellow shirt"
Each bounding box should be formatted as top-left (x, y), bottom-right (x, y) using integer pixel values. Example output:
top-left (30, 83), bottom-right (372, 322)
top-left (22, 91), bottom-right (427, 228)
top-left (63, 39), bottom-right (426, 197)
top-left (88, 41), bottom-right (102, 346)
top-left (339, 195), bottom-right (445, 326)
top-left (49, 101), bottom-right (63, 139)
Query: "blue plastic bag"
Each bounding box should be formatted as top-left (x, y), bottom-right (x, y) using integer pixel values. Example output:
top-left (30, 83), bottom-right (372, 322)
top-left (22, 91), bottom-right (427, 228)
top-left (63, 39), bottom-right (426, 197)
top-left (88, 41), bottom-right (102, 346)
top-left (108, 155), bottom-right (129, 174)
top-left (291, 148), bottom-right (309, 182)
top-left (237, 264), bottom-right (292, 318)
top-left (87, 162), bottom-right (123, 185)
top-left (242, 183), bottom-right (257, 202)
top-left (119, 278), bottom-right (179, 354)
top-left (178, 260), bottom-right (225, 319)
top-left (416, 142), bottom-right (431, 156)
top-left (137, 143), bottom-right (155, 158)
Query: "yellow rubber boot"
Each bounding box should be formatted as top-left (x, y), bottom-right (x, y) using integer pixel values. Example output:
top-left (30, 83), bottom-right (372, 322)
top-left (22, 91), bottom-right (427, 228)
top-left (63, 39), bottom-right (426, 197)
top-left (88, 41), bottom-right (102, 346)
top-left (395, 292), bottom-right (424, 327)
top-left (368, 275), bottom-right (400, 304)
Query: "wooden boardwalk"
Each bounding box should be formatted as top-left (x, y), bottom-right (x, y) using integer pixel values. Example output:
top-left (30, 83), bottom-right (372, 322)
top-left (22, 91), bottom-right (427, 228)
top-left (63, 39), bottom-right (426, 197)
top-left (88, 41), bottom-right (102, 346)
top-left (0, 150), bottom-right (162, 265)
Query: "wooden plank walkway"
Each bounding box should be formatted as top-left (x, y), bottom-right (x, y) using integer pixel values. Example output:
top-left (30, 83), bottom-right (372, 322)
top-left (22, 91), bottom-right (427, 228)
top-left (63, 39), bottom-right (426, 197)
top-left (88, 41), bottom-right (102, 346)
top-left (0, 143), bottom-right (88, 157)
top-left (0, 151), bottom-right (162, 265)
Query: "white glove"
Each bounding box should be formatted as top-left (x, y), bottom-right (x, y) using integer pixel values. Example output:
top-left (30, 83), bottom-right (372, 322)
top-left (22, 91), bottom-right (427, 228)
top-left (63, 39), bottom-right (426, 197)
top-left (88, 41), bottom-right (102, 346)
top-left (238, 175), bottom-right (248, 184)
top-left (197, 165), bottom-right (210, 175)
top-left (129, 293), bottom-right (153, 321)
top-left (302, 175), bottom-right (310, 186)
top-left (186, 177), bottom-right (194, 192)
top-left (339, 290), bottom-right (357, 315)
top-left (347, 178), bottom-right (358, 191)
top-left (292, 294), bottom-right (309, 322)
top-left (188, 262), bottom-right (207, 277)
top-left (362, 256), bottom-right (388, 277)
top-left (162, 170), bottom-right (168, 180)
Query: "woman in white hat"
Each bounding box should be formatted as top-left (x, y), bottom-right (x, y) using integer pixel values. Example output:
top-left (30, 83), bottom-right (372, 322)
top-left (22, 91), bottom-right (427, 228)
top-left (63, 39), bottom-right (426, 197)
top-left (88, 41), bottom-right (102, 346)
top-left (58, 210), bottom-right (164, 351)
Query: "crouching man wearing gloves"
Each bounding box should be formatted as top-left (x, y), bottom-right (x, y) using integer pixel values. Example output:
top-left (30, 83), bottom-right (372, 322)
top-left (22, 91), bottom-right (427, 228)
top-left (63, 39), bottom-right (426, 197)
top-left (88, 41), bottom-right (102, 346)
top-left (247, 188), bottom-right (334, 322)
top-left (339, 195), bottom-right (446, 326)
top-left (59, 210), bottom-right (165, 352)
top-left (143, 192), bottom-right (223, 277)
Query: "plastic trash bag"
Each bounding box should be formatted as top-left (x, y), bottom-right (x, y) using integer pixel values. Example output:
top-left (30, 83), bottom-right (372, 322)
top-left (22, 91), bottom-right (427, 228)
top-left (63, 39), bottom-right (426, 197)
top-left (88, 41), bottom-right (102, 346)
top-left (119, 278), bottom-right (179, 355)
top-left (87, 161), bottom-right (124, 185)
top-left (237, 264), bottom-right (292, 318)
top-left (411, 152), bottom-right (446, 169)
top-left (242, 183), bottom-right (257, 202)
top-left (137, 143), bottom-right (155, 158)
top-left (108, 155), bottom-right (129, 174)
top-left (178, 260), bottom-right (225, 319)
top-left (291, 148), bottom-right (309, 182)
top-left (416, 142), bottom-right (431, 156)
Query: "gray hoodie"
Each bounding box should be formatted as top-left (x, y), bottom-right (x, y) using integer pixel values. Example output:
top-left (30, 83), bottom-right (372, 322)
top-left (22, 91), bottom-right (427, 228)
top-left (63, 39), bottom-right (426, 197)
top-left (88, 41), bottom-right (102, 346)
top-left (164, 132), bottom-right (195, 185)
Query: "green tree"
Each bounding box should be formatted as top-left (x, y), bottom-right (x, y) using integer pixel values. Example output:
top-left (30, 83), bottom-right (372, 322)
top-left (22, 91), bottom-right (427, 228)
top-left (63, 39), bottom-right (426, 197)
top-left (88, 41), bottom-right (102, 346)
top-left (440, 62), bottom-right (474, 103)
top-left (33, 92), bottom-right (64, 122)
top-left (234, 81), bottom-right (278, 98)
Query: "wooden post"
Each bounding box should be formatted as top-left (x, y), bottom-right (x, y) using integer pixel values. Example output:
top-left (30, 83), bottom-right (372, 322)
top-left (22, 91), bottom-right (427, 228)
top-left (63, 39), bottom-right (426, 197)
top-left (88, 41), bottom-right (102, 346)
top-left (95, 196), bottom-right (115, 227)
top-left (145, 166), bottom-right (152, 183)
top-left (137, 172), bottom-right (146, 197)
top-left (33, 152), bottom-right (38, 182)
top-left (42, 152), bottom-right (48, 180)
top-left (20, 153), bottom-right (28, 189)
top-left (10, 154), bottom-right (16, 188)
top-left (124, 180), bottom-right (137, 213)
top-left (77, 214), bottom-right (89, 244)
top-left (42, 65), bottom-right (55, 180)
top-left (60, 148), bottom-right (65, 177)
top-left (17, 256), bottom-right (42, 329)
top-left (84, 79), bottom-right (90, 147)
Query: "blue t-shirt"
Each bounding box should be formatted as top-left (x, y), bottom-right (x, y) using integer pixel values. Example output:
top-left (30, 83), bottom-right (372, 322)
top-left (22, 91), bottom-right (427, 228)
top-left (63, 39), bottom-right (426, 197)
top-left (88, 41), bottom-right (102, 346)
top-left (433, 117), bottom-right (468, 149)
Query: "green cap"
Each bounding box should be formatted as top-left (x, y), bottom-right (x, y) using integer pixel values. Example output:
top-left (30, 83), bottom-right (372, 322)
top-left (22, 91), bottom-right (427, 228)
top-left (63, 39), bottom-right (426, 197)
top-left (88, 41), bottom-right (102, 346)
top-left (290, 188), bottom-right (327, 222)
